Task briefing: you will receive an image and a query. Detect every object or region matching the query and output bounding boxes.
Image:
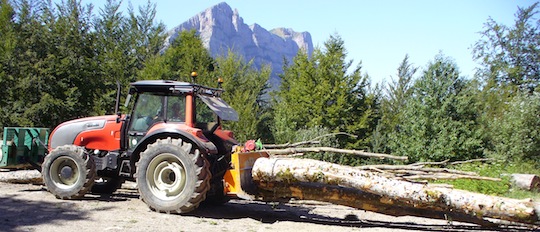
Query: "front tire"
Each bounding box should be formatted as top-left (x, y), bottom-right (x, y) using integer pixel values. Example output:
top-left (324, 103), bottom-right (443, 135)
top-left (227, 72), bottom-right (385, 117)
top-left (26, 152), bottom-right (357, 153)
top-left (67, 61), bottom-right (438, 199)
top-left (42, 145), bottom-right (96, 199)
top-left (136, 138), bottom-right (210, 213)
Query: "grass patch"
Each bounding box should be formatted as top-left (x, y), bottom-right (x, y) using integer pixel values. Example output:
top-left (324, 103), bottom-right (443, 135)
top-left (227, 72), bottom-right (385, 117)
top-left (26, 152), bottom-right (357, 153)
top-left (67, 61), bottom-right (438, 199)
top-left (432, 160), bottom-right (540, 199)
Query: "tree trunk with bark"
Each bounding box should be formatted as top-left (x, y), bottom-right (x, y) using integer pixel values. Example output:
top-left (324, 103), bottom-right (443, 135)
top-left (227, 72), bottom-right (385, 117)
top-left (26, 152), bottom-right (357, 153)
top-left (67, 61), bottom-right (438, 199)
top-left (252, 157), bottom-right (540, 226)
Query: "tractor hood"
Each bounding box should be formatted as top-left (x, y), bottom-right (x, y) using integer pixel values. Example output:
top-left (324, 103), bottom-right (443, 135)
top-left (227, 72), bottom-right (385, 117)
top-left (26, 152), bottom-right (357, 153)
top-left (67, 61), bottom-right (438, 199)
top-left (199, 95), bottom-right (239, 121)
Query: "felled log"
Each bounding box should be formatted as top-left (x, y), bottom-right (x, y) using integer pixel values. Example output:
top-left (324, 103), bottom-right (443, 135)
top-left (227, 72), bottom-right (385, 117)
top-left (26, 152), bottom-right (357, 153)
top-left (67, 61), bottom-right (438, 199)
top-left (252, 157), bottom-right (540, 226)
top-left (510, 174), bottom-right (540, 191)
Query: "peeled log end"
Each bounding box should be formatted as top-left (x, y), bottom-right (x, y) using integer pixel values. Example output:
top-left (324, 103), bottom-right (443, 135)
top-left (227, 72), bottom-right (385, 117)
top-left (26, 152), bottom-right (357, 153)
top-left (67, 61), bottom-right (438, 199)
top-left (510, 174), bottom-right (540, 191)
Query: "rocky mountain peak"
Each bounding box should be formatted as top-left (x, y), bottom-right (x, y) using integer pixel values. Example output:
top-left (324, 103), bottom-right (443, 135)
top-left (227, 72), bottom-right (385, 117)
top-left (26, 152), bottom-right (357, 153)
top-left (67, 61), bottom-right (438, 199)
top-left (165, 2), bottom-right (314, 89)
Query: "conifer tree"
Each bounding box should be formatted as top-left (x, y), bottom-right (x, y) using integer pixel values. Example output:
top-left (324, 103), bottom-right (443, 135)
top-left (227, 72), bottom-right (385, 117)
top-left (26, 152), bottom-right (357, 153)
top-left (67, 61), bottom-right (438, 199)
top-left (389, 54), bottom-right (484, 162)
top-left (216, 51), bottom-right (271, 142)
top-left (372, 55), bottom-right (416, 153)
top-left (273, 34), bottom-right (378, 151)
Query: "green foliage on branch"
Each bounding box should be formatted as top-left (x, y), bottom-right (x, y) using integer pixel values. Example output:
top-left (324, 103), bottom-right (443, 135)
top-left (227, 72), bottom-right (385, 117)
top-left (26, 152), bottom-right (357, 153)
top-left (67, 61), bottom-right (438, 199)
top-left (473, 2), bottom-right (540, 92)
top-left (216, 51), bottom-right (272, 142)
top-left (489, 93), bottom-right (540, 162)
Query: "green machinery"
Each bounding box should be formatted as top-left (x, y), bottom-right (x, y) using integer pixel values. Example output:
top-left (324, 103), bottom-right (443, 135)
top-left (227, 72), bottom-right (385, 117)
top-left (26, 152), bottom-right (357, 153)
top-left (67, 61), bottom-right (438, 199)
top-left (0, 127), bottom-right (49, 169)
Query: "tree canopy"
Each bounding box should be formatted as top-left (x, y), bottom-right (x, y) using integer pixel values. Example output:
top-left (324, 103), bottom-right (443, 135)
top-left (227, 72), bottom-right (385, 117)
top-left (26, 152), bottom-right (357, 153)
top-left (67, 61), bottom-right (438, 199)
top-left (0, 0), bottom-right (538, 167)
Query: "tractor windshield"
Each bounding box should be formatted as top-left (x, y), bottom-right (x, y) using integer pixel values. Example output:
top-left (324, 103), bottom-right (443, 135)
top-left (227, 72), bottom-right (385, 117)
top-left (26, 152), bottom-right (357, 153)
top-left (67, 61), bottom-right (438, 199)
top-left (198, 95), bottom-right (238, 121)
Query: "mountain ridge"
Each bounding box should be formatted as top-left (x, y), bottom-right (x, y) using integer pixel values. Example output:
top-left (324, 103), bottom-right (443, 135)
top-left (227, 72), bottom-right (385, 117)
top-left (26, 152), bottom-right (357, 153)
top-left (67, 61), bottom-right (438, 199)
top-left (165, 2), bottom-right (314, 89)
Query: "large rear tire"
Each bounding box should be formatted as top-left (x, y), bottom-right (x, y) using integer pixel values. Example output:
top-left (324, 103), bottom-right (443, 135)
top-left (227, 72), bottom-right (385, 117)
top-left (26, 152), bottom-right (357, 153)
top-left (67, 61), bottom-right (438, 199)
top-left (42, 145), bottom-right (96, 199)
top-left (136, 138), bottom-right (210, 213)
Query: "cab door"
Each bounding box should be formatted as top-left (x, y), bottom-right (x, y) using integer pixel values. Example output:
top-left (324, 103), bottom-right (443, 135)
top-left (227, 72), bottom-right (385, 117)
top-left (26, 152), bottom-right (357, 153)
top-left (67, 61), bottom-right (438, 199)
top-left (126, 93), bottom-right (165, 151)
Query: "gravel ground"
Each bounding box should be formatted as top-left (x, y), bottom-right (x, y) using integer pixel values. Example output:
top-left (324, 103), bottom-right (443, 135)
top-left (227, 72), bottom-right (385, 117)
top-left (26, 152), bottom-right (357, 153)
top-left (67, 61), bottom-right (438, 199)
top-left (0, 171), bottom-right (538, 232)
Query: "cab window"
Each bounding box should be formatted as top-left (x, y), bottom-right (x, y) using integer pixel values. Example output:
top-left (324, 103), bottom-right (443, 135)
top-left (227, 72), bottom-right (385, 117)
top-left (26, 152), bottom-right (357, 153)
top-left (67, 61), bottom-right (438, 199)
top-left (167, 95), bottom-right (185, 122)
top-left (130, 93), bottom-right (164, 131)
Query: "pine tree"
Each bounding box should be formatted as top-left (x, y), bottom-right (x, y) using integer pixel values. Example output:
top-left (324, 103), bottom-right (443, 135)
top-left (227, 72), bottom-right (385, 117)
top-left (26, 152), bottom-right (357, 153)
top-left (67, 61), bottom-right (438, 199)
top-left (473, 3), bottom-right (540, 164)
top-left (94, 0), bottom-right (132, 114)
top-left (139, 30), bottom-right (214, 82)
top-left (372, 55), bottom-right (417, 153)
top-left (216, 51), bottom-right (271, 142)
top-left (389, 54), bottom-right (484, 162)
top-left (273, 34), bottom-right (378, 151)
top-left (473, 2), bottom-right (540, 92)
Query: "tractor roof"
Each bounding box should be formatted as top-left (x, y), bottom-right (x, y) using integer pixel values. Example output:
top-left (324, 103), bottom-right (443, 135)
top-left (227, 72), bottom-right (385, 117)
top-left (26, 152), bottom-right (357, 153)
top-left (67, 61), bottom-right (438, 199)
top-left (130, 80), bottom-right (237, 121)
top-left (130, 80), bottom-right (223, 97)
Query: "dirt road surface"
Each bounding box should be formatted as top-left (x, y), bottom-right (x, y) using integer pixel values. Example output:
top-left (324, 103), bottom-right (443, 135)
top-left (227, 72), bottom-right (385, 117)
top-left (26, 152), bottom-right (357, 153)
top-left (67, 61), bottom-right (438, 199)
top-left (0, 180), bottom-right (537, 232)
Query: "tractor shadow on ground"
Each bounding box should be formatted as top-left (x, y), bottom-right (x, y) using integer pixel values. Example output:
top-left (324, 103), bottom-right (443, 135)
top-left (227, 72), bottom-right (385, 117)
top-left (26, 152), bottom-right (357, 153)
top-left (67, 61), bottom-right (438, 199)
top-left (191, 199), bottom-right (537, 232)
top-left (0, 194), bottom-right (111, 232)
top-left (83, 190), bottom-right (141, 202)
top-left (36, 184), bottom-right (140, 202)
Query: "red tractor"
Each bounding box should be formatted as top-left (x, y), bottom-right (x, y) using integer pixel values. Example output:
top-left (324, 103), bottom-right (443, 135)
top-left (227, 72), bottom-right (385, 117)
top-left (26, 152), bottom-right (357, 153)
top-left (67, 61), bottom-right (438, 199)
top-left (41, 74), bottom-right (264, 213)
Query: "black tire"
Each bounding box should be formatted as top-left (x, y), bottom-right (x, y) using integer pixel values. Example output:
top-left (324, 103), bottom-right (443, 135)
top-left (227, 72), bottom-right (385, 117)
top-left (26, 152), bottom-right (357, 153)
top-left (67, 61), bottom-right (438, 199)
top-left (136, 137), bottom-right (210, 213)
top-left (42, 145), bottom-right (96, 199)
top-left (91, 177), bottom-right (124, 194)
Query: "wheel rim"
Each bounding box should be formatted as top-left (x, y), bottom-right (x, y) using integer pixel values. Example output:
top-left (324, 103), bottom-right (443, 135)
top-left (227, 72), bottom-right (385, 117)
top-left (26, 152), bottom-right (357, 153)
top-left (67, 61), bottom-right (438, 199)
top-left (146, 153), bottom-right (187, 201)
top-left (49, 156), bottom-right (80, 189)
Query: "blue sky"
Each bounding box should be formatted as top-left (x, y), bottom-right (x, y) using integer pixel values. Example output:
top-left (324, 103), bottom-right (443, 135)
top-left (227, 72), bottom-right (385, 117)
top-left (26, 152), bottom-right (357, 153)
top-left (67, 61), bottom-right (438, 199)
top-left (85, 0), bottom-right (536, 85)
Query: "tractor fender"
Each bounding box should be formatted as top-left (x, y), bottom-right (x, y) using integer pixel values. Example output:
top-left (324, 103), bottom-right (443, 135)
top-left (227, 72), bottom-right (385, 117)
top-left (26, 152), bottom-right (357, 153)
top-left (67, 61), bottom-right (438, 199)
top-left (130, 127), bottom-right (217, 169)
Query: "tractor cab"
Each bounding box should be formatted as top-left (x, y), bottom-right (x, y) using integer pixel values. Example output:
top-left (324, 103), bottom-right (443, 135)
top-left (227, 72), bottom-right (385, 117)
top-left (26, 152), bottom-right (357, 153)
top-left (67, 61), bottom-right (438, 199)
top-left (119, 78), bottom-right (241, 180)
top-left (124, 80), bottom-right (238, 154)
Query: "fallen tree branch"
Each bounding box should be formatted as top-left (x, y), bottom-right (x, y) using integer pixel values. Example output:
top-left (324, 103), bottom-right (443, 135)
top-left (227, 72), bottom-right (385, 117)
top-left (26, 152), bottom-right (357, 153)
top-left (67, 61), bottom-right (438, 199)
top-left (357, 165), bottom-right (478, 176)
top-left (450, 158), bottom-right (496, 166)
top-left (411, 159), bottom-right (450, 166)
top-left (263, 132), bottom-right (357, 149)
top-left (252, 157), bottom-right (540, 226)
top-left (261, 147), bottom-right (407, 161)
top-left (308, 132), bottom-right (358, 141)
top-left (263, 141), bottom-right (321, 149)
top-left (401, 174), bottom-right (501, 181)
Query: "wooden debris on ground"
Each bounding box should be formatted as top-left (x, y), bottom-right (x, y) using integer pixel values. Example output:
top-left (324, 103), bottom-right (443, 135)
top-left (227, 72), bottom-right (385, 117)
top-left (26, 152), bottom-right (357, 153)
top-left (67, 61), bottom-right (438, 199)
top-left (0, 169), bottom-right (42, 184)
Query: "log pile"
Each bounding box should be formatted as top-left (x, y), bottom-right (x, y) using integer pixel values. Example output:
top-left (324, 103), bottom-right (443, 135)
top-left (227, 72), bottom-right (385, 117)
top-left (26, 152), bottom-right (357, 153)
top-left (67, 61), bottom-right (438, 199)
top-left (254, 138), bottom-right (539, 227)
